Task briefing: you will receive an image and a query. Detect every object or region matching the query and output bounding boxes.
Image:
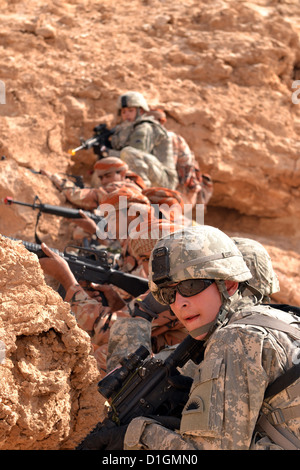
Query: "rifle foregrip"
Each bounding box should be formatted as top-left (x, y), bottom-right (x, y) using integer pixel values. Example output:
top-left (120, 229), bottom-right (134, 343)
top-left (108, 270), bottom-right (149, 297)
top-left (9, 238), bottom-right (61, 258)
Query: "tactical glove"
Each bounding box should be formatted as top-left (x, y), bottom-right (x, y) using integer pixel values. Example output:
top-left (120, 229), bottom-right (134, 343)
top-left (76, 423), bottom-right (128, 450)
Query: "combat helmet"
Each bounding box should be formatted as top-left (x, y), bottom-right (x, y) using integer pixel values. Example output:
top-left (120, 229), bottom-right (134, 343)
top-left (149, 225), bottom-right (252, 338)
top-left (117, 91), bottom-right (150, 114)
top-left (232, 237), bottom-right (280, 302)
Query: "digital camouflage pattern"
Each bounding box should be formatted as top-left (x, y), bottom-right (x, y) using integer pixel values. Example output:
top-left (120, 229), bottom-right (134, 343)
top-left (116, 91), bottom-right (150, 113)
top-left (123, 295), bottom-right (300, 450)
top-left (145, 108), bottom-right (213, 208)
top-left (123, 226), bottom-right (300, 450)
top-left (232, 237), bottom-right (280, 301)
top-left (110, 115), bottom-right (178, 189)
top-left (106, 310), bottom-right (188, 373)
top-left (149, 225), bottom-right (252, 305)
top-left (65, 282), bottom-right (188, 377)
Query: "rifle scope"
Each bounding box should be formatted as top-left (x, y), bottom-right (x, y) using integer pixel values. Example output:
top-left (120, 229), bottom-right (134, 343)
top-left (98, 345), bottom-right (149, 399)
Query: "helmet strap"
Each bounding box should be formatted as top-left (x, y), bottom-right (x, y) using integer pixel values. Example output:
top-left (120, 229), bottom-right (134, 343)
top-left (239, 281), bottom-right (263, 303)
top-left (134, 107), bottom-right (141, 120)
top-left (189, 280), bottom-right (235, 339)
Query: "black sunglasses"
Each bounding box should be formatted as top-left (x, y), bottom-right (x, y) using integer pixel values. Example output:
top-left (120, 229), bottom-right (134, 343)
top-left (159, 279), bottom-right (215, 304)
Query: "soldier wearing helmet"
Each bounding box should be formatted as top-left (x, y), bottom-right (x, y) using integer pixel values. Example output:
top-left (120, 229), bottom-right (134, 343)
top-left (113, 225), bottom-right (299, 451)
top-left (116, 91), bottom-right (150, 120)
top-left (105, 91), bottom-right (178, 190)
top-left (232, 237), bottom-right (280, 303)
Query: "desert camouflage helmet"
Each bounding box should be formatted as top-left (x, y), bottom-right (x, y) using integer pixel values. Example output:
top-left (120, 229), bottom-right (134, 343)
top-left (232, 237), bottom-right (280, 300)
top-left (149, 225), bottom-right (252, 305)
top-left (117, 91), bottom-right (150, 113)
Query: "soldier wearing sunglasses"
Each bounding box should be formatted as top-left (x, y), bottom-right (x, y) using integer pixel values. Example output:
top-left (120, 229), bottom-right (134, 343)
top-left (119, 225), bottom-right (300, 451)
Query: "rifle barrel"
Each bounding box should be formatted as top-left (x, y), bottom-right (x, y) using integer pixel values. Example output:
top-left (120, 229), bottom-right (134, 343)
top-left (4, 197), bottom-right (102, 223)
top-left (68, 136), bottom-right (99, 155)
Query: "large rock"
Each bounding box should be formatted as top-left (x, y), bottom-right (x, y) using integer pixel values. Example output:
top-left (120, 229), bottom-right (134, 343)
top-left (0, 236), bottom-right (106, 450)
top-left (0, 0), bottom-right (299, 449)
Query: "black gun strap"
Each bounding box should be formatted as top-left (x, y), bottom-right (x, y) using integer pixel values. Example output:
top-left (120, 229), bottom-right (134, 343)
top-left (34, 209), bottom-right (43, 244)
top-left (267, 303), bottom-right (300, 317)
top-left (264, 363), bottom-right (300, 400)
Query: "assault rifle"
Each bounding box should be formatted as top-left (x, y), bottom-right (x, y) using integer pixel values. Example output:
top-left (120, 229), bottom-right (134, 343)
top-left (4, 196), bottom-right (102, 224)
top-left (29, 169), bottom-right (84, 189)
top-left (68, 123), bottom-right (115, 158)
top-left (76, 334), bottom-right (204, 450)
top-left (3, 195), bottom-right (105, 243)
top-left (11, 238), bottom-right (149, 299)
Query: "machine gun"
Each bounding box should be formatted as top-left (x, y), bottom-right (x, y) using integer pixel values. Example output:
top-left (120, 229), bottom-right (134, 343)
top-left (76, 334), bottom-right (204, 449)
top-left (10, 238), bottom-right (149, 299)
top-left (68, 123), bottom-right (115, 159)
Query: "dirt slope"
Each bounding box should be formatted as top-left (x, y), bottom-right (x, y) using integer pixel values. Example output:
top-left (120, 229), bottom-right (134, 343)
top-left (0, 0), bottom-right (299, 450)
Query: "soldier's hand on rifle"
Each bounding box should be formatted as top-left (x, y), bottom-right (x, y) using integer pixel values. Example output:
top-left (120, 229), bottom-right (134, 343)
top-left (70, 210), bottom-right (98, 235)
top-left (76, 423), bottom-right (128, 450)
top-left (89, 283), bottom-right (126, 311)
top-left (39, 243), bottom-right (78, 292)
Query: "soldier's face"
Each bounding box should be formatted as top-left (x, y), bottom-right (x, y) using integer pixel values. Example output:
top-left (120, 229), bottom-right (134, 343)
top-left (95, 170), bottom-right (124, 188)
top-left (170, 282), bottom-right (222, 340)
top-left (137, 251), bottom-right (152, 276)
top-left (170, 280), bottom-right (238, 339)
top-left (120, 107), bottom-right (138, 122)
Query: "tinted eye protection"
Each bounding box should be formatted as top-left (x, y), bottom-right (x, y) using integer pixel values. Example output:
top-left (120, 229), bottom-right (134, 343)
top-left (159, 279), bottom-right (215, 304)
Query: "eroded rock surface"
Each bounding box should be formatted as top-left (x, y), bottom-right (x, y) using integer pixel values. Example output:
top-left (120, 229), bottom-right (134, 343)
top-left (0, 236), bottom-right (105, 450)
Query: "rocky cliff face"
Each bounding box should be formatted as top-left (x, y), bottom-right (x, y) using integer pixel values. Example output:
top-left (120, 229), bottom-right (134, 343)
top-left (0, 0), bottom-right (299, 448)
top-left (0, 236), bottom-right (106, 449)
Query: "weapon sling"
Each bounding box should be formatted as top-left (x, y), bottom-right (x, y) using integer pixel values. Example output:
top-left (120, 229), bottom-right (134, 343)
top-left (232, 313), bottom-right (300, 450)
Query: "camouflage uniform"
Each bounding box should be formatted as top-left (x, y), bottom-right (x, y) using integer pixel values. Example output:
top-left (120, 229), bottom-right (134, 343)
top-left (109, 117), bottom-right (178, 189)
top-left (232, 236), bottom-right (280, 302)
top-left (47, 158), bottom-right (145, 212)
top-left (65, 187), bottom-right (187, 375)
top-left (145, 108), bottom-right (213, 208)
top-left (123, 225), bottom-right (300, 450)
top-left (108, 92), bottom-right (178, 189)
top-left (106, 295), bottom-right (188, 373)
top-left (169, 131), bottom-right (201, 206)
top-left (48, 172), bottom-right (106, 211)
top-left (104, 219), bottom-right (188, 372)
top-left (65, 282), bottom-right (188, 378)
